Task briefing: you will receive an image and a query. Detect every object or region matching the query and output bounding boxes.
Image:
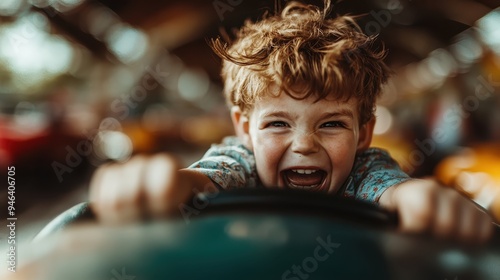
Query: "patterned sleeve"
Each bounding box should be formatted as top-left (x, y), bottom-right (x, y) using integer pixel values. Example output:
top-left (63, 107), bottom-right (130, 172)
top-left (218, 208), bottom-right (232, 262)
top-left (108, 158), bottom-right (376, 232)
top-left (187, 136), bottom-right (258, 190)
top-left (341, 148), bottom-right (411, 204)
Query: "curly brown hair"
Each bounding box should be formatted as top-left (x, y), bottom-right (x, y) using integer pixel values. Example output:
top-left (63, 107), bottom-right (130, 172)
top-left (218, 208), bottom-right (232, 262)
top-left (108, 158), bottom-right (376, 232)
top-left (211, 1), bottom-right (390, 125)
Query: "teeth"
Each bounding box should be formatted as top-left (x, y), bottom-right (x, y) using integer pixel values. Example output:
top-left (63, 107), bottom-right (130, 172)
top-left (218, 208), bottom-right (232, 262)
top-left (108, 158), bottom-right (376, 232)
top-left (292, 169), bottom-right (317, 175)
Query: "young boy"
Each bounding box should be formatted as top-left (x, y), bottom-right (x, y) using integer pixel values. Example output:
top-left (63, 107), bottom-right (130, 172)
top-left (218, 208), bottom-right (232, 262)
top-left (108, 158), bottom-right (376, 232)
top-left (90, 1), bottom-right (493, 242)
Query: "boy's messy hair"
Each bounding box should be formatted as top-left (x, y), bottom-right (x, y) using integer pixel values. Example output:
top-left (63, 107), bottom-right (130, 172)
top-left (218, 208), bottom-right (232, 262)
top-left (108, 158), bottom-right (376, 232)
top-left (211, 1), bottom-right (390, 124)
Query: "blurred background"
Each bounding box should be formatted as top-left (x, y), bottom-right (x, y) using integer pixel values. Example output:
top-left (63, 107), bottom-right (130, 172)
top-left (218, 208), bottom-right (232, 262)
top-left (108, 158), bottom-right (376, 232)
top-left (0, 0), bottom-right (500, 242)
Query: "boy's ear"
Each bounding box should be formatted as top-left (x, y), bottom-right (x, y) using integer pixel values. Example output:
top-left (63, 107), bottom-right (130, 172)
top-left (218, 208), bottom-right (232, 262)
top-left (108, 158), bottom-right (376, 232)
top-left (230, 106), bottom-right (253, 149)
top-left (357, 117), bottom-right (375, 152)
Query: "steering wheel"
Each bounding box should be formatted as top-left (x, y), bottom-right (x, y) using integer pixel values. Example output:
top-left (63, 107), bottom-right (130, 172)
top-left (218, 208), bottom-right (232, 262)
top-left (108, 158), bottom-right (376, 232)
top-left (34, 188), bottom-right (397, 240)
top-left (31, 188), bottom-right (500, 280)
top-left (186, 188), bottom-right (398, 226)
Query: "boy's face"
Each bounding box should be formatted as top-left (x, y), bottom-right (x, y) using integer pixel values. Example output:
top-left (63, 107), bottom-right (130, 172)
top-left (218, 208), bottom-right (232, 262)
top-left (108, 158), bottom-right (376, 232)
top-left (234, 91), bottom-right (374, 193)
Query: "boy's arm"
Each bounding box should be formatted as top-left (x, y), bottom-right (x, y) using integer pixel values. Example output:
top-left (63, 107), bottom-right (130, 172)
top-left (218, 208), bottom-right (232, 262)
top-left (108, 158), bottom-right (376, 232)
top-left (89, 154), bottom-right (213, 224)
top-left (187, 136), bottom-right (258, 189)
top-left (89, 136), bottom-right (256, 223)
top-left (345, 148), bottom-right (411, 203)
top-left (379, 178), bottom-right (494, 243)
top-left (349, 148), bottom-right (493, 243)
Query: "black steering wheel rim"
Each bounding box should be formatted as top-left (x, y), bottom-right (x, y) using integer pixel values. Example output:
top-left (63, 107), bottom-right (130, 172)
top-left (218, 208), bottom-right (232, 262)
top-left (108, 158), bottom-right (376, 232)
top-left (34, 188), bottom-right (397, 240)
top-left (190, 188), bottom-right (398, 228)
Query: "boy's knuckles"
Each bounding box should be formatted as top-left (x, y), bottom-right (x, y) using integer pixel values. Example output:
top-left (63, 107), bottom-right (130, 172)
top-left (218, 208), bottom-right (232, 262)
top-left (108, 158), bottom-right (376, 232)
top-left (434, 215), bottom-right (457, 238)
top-left (444, 188), bottom-right (464, 204)
top-left (89, 164), bottom-right (115, 199)
top-left (104, 193), bottom-right (127, 212)
top-left (401, 193), bottom-right (434, 218)
top-left (153, 183), bottom-right (190, 215)
top-left (150, 154), bottom-right (181, 169)
top-left (127, 154), bottom-right (149, 164)
top-left (143, 182), bottom-right (181, 216)
top-left (454, 202), bottom-right (492, 242)
top-left (455, 209), bottom-right (474, 241)
top-left (410, 208), bottom-right (435, 231)
top-left (143, 156), bottom-right (181, 191)
top-left (144, 175), bottom-right (173, 200)
top-left (127, 188), bottom-right (145, 207)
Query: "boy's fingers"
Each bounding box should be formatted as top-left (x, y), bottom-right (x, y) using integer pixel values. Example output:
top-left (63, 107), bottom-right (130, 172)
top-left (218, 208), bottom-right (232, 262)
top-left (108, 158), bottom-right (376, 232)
top-left (433, 192), bottom-right (494, 243)
top-left (433, 190), bottom-right (459, 239)
top-left (396, 184), bottom-right (435, 233)
top-left (117, 156), bottom-right (148, 222)
top-left (88, 154), bottom-right (190, 223)
top-left (143, 154), bottom-right (183, 217)
top-left (456, 202), bottom-right (476, 242)
top-left (479, 213), bottom-right (495, 242)
top-left (88, 164), bottom-right (113, 217)
top-left (452, 196), bottom-right (494, 243)
top-left (398, 203), bottom-right (434, 233)
top-left (91, 158), bottom-right (147, 224)
top-left (95, 165), bottom-right (125, 224)
top-left (89, 163), bottom-right (111, 205)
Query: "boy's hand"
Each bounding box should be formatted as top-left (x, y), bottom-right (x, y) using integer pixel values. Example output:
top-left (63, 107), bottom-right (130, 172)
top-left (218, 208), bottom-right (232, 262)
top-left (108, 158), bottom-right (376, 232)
top-left (379, 179), bottom-right (494, 243)
top-left (89, 154), bottom-right (215, 224)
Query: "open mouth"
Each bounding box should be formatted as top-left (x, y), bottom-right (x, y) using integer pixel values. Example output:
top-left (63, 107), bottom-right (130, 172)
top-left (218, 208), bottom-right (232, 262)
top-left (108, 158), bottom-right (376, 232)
top-left (282, 169), bottom-right (327, 191)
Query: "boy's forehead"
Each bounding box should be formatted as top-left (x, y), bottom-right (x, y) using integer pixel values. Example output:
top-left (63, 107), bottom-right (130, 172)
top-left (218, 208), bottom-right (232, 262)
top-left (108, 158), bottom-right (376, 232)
top-left (243, 82), bottom-right (362, 119)
top-left (260, 85), bottom-right (359, 105)
top-left (263, 82), bottom-right (356, 101)
top-left (253, 93), bottom-right (360, 118)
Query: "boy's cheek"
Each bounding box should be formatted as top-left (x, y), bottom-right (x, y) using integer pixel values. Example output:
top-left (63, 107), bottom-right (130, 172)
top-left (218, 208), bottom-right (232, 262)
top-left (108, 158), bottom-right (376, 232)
top-left (255, 135), bottom-right (286, 157)
top-left (255, 142), bottom-right (281, 166)
top-left (253, 137), bottom-right (287, 186)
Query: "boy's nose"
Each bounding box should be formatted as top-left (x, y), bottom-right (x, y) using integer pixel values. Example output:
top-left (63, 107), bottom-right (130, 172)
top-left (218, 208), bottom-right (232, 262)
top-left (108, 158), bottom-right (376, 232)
top-left (291, 131), bottom-right (320, 155)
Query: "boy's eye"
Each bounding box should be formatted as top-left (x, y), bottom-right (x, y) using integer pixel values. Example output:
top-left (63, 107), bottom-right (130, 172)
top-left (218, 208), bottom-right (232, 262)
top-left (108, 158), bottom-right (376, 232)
top-left (320, 121), bottom-right (345, 128)
top-left (267, 121), bottom-right (289, 128)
